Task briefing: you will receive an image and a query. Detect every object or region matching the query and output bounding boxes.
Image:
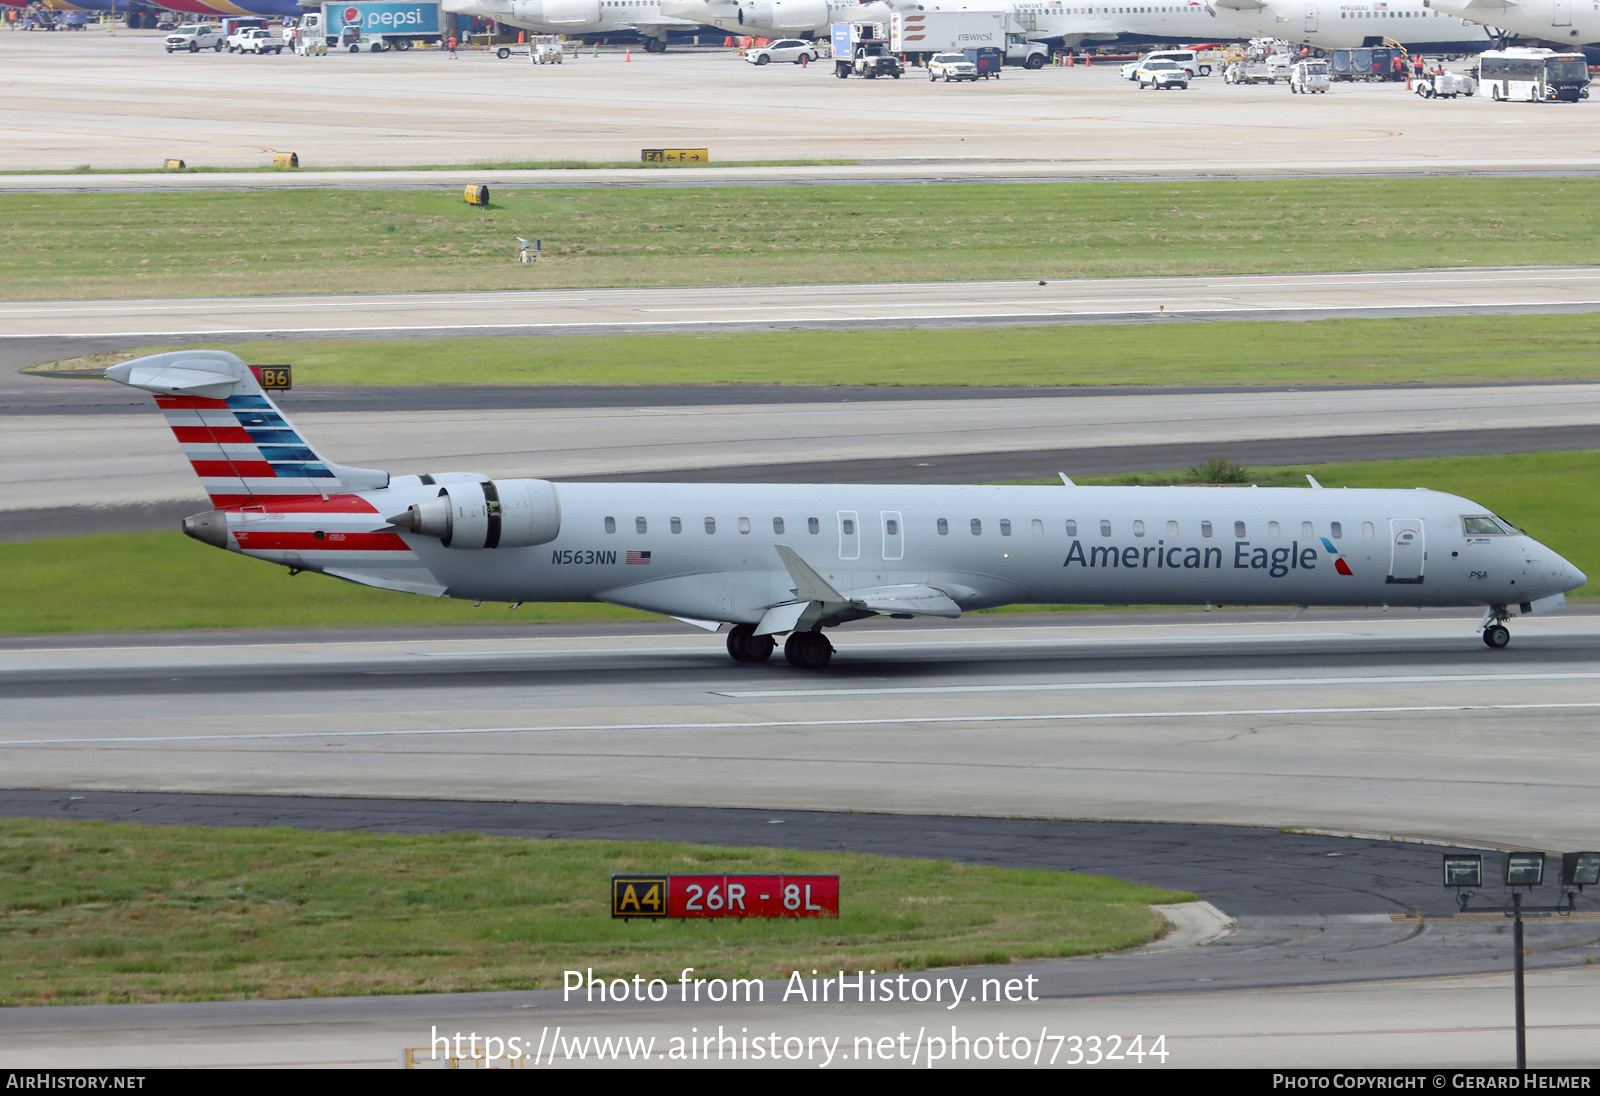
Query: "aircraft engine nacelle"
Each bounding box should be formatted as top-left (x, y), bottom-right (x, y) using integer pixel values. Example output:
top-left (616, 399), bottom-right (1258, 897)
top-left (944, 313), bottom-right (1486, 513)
top-left (391, 479), bottom-right (562, 550)
top-left (511, 0), bottom-right (600, 25)
top-left (741, 0), bottom-right (829, 33)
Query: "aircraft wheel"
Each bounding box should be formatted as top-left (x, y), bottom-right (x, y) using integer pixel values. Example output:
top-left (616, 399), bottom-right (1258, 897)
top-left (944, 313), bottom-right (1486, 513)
top-left (1483, 624), bottom-right (1511, 649)
top-left (784, 630), bottom-right (833, 669)
top-left (726, 624), bottom-right (775, 664)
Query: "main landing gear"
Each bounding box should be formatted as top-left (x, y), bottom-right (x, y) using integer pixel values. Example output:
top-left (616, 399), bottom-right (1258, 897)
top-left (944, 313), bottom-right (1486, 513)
top-left (726, 624), bottom-right (834, 667)
top-left (784, 630), bottom-right (834, 669)
top-left (1482, 605), bottom-right (1511, 649)
top-left (726, 623), bottom-right (775, 663)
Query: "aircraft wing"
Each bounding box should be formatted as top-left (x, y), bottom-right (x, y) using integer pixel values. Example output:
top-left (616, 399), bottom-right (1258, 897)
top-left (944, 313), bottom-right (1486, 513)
top-left (1206, 0), bottom-right (1268, 12)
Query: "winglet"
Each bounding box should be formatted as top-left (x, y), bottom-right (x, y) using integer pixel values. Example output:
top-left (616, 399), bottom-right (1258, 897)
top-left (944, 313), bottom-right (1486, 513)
top-left (1059, 473), bottom-right (1076, 487)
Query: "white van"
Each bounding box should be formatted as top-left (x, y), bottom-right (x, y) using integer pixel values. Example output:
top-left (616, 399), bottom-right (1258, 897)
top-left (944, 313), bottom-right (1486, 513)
top-left (1121, 49), bottom-right (1211, 80)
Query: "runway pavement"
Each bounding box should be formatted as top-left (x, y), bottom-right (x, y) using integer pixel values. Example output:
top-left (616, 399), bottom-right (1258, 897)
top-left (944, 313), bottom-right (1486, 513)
top-left (10, 268), bottom-right (1600, 338)
top-left (6, 611), bottom-right (1598, 851)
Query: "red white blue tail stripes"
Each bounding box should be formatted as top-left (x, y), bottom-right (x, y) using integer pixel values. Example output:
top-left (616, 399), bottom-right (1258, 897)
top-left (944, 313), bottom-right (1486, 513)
top-left (154, 392), bottom-right (343, 507)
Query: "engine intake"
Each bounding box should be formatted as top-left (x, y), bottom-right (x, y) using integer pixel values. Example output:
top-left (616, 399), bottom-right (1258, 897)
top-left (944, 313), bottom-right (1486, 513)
top-left (390, 479), bottom-right (561, 550)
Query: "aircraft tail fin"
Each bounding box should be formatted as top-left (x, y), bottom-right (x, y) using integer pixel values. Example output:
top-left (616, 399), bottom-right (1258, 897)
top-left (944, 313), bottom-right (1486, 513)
top-left (106, 350), bottom-right (388, 508)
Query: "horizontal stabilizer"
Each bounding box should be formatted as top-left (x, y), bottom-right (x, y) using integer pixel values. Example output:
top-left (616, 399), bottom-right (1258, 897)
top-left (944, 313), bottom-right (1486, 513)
top-left (106, 357), bottom-right (242, 400)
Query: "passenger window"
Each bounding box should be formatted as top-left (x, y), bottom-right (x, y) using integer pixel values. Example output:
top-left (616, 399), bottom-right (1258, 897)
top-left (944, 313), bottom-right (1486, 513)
top-left (1330, 522), bottom-right (1343, 539)
top-left (1363, 522), bottom-right (1375, 539)
top-left (1167, 520), bottom-right (1178, 537)
top-left (635, 517), bottom-right (647, 534)
top-left (1065, 520), bottom-right (1077, 536)
top-left (971, 519), bottom-right (982, 535)
top-left (1099, 520), bottom-right (1111, 537)
top-left (705, 517), bottom-right (716, 534)
top-left (1000, 519), bottom-right (1012, 537)
top-left (1133, 520), bottom-right (1145, 537)
top-left (1302, 521), bottom-right (1313, 538)
top-left (670, 517), bottom-right (682, 534)
top-left (604, 516), bottom-right (616, 533)
top-left (841, 518), bottom-right (855, 535)
top-left (773, 517), bottom-right (784, 534)
top-left (1032, 519), bottom-right (1043, 535)
top-left (1201, 521), bottom-right (1213, 538)
top-left (886, 518), bottom-right (899, 535)
top-left (937, 518), bottom-right (949, 535)
top-left (1268, 521), bottom-right (1280, 538)
top-left (808, 517), bottom-right (819, 534)
top-left (738, 517), bottom-right (751, 534)
top-left (1234, 521), bottom-right (1247, 538)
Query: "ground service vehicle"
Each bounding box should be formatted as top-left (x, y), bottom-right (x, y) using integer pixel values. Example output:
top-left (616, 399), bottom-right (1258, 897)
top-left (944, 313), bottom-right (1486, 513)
top-left (889, 11), bottom-right (1048, 68)
top-left (1136, 60), bottom-right (1189, 89)
top-left (831, 24), bottom-right (903, 79)
top-left (228, 27), bottom-right (285, 53)
top-left (294, 2), bottom-right (441, 54)
top-left (1414, 68), bottom-right (1476, 99)
top-left (1121, 48), bottom-right (1212, 80)
top-left (1288, 59), bottom-right (1330, 93)
top-left (1478, 48), bottom-right (1589, 102)
top-left (106, 349), bottom-right (1586, 667)
top-left (165, 24), bottom-right (224, 52)
top-left (745, 39), bottom-right (821, 64)
top-left (928, 51), bottom-right (978, 81)
top-left (1328, 47), bottom-right (1402, 81)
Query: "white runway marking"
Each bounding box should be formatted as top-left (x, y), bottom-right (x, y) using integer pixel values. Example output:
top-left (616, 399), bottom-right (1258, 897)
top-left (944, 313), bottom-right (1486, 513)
top-left (5, 701), bottom-right (1599, 747)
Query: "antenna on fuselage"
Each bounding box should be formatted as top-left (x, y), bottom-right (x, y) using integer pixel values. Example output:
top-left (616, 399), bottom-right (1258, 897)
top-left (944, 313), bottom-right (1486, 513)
top-left (1059, 473), bottom-right (1076, 487)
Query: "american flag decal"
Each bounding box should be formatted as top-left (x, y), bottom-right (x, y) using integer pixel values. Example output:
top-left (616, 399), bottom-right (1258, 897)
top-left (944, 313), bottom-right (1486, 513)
top-left (626, 550), bottom-right (652, 565)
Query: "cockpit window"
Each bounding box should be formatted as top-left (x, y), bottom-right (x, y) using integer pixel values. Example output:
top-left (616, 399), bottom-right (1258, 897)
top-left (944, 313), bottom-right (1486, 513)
top-left (1462, 515), bottom-right (1509, 536)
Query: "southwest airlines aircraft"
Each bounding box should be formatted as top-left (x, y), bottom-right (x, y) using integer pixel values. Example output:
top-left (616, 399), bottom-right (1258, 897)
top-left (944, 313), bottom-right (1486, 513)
top-left (108, 350), bottom-right (1584, 668)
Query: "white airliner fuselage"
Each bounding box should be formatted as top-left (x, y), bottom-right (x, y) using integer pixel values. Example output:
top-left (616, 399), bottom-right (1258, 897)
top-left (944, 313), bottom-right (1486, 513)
top-left (1425, 0), bottom-right (1600, 50)
top-left (660, 0), bottom-right (1254, 46)
top-left (108, 351), bottom-right (1584, 668)
top-left (1208, 0), bottom-right (1495, 50)
top-left (442, 0), bottom-right (701, 49)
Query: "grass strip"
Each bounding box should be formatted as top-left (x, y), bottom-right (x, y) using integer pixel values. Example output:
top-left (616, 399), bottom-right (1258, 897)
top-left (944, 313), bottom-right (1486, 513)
top-left (3, 451), bottom-right (1591, 635)
top-left (34, 312), bottom-right (1600, 388)
top-left (5, 176), bottom-right (1597, 299)
top-left (0, 819), bottom-right (1189, 1005)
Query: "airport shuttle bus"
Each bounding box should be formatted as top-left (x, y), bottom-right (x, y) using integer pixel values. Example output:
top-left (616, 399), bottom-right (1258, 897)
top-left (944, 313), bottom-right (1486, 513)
top-left (106, 351), bottom-right (1586, 669)
top-left (1478, 47), bottom-right (1590, 102)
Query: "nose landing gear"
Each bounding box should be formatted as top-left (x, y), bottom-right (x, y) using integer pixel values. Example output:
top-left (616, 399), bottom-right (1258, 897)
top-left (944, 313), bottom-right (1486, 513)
top-left (1482, 605), bottom-right (1511, 649)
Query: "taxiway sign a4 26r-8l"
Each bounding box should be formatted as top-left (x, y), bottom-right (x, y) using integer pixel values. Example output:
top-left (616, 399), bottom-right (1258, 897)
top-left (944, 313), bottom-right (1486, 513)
top-left (109, 351), bottom-right (1586, 668)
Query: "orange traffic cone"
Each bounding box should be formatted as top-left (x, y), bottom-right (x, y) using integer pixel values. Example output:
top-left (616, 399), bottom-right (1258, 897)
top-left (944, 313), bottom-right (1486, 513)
top-left (625, 47), bottom-right (631, 61)
top-left (1066, 52), bottom-right (1072, 67)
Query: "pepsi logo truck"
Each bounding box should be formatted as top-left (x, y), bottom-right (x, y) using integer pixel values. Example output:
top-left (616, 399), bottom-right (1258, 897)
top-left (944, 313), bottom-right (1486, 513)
top-left (293, 2), bottom-right (442, 53)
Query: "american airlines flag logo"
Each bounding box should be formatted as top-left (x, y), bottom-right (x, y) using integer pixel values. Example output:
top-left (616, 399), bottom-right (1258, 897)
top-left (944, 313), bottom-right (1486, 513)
top-left (626, 550), bottom-right (652, 565)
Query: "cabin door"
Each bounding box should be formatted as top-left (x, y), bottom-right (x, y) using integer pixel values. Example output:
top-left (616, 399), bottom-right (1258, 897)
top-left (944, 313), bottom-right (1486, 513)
top-left (1387, 519), bottom-right (1425, 585)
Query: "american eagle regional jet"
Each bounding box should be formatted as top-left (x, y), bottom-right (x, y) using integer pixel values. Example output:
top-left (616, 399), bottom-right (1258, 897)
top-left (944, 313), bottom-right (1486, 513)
top-left (109, 350), bottom-right (1585, 667)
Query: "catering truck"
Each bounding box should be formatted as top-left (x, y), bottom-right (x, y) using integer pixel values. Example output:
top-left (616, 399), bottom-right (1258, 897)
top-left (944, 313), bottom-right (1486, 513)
top-left (292, 1), bottom-right (442, 54)
top-left (888, 10), bottom-right (1049, 68)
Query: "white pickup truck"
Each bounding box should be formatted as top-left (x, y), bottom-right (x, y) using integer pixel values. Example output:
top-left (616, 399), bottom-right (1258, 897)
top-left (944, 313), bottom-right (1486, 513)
top-left (165, 24), bottom-right (224, 53)
top-left (228, 27), bottom-right (285, 54)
